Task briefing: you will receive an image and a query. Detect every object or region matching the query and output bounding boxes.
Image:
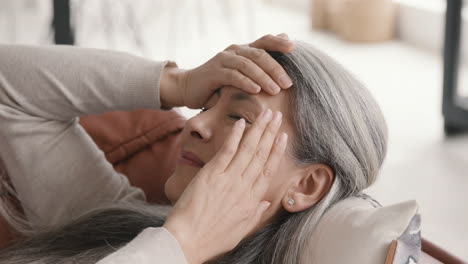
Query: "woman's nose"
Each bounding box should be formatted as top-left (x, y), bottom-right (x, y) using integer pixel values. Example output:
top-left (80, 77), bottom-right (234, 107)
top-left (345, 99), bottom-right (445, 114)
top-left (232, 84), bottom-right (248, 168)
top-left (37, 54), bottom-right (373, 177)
top-left (185, 116), bottom-right (213, 142)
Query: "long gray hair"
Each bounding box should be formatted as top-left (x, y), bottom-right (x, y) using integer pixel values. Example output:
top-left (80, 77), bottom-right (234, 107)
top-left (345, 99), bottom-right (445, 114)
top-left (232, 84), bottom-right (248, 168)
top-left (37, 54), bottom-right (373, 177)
top-left (0, 42), bottom-right (388, 263)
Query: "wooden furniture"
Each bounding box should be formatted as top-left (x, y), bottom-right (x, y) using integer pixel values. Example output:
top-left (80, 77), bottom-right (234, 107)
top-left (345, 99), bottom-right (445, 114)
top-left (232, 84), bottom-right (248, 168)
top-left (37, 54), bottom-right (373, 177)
top-left (311, 0), bottom-right (396, 43)
top-left (339, 0), bottom-right (396, 42)
top-left (422, 239), bottom-right (466, 264)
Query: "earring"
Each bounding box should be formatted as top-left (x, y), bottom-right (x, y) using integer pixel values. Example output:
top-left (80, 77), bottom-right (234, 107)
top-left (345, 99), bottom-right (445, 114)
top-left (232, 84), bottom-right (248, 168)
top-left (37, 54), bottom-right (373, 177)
top-left (288, 198), bottom-right (295, 206)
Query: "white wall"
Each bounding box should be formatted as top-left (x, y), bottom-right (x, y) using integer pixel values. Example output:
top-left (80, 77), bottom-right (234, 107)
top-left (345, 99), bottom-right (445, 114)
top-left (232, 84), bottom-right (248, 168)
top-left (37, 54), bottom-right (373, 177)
top-left (266, 0), bottom-right (310, 12)
top-left (0, 0), bottom-right (52, 44)
top-left (270, 0), bottom-right (468, 64)
top-left (396, 0), bottom-right (468, 64)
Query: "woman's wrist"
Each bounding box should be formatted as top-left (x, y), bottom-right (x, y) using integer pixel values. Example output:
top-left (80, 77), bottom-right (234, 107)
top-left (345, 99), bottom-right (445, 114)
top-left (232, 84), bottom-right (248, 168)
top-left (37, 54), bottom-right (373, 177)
top-left (160, 63), bottom-right (186, 109)
top-left (163, 222), bottom-right (201, 264)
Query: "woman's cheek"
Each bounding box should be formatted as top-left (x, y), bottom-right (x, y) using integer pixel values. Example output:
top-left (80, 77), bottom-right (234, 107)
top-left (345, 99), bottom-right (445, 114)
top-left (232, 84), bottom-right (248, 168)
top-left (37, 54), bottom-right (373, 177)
top-left (164, 175), bottom-right (180, 204)
top-left (165, 165), bottom-right (199, 204)
top-left (218, 123), bottom-right (238, 148)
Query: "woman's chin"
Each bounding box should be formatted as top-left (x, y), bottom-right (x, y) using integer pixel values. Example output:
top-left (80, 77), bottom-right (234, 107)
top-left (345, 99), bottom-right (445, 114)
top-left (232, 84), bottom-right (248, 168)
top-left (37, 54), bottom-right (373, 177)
top-left (164, 168), bottom-right (198, 205)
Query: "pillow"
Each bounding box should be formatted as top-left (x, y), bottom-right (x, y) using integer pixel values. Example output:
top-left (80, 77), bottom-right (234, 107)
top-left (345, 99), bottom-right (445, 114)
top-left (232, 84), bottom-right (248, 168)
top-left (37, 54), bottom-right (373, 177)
top-left (79, 109), bottom-right (186, 204)
top-left (306, 195), bottom-right (421, 264)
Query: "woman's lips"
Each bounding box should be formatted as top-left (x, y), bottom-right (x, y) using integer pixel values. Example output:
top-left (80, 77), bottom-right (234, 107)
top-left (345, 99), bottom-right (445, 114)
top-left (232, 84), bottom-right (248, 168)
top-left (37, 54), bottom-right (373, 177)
top-left (178, 151), bottom-right (205, 168)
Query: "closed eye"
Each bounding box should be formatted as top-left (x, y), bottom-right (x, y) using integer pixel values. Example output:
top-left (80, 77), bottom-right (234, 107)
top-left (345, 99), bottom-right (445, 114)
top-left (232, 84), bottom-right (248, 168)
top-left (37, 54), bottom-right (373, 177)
top-left (228, 114), bottom-right (252, 124)
top-left (199, 107), bottom-right (252, 124)
top-left (227, 114), bottom-right (242, 120)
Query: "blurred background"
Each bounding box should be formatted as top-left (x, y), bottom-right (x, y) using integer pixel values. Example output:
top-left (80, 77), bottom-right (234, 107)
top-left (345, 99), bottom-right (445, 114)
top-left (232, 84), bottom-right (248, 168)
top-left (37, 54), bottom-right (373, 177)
top-left (0, 0), bottom-right (467, 260)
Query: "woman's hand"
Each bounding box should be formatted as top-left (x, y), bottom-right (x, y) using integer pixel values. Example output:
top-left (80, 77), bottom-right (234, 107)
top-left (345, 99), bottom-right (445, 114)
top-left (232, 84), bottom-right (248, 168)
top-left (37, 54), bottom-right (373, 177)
top-left (160, 33), bottom-right (295, 109)
top-left (163, 109), bottom-right (288, 264)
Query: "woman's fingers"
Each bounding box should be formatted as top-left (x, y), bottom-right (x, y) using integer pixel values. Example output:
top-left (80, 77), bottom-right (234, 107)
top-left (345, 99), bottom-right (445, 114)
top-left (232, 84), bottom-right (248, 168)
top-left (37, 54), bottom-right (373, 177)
top-left (177, 33), bottom-right (294, 109)
top-left (205, 118), bottom-right (246, 172)
top-left (222, 34), bottom-right (294, 94)
top-left (226, 109), bottom-right (273, 174)
top-left (241, 111), bottom-right (283, 184)
top-left (233, 47), bottom-right (293, 92)
top-left (220, 52), bottom-right (276, 94)
top-left (249, 34), bottom-right (295, 53)
top-left (277, 33), bottom-right (290, 40)
top-left (252, 132), bottom-right (288, 200)
top-left (219, 68), bottom-right (261, 94)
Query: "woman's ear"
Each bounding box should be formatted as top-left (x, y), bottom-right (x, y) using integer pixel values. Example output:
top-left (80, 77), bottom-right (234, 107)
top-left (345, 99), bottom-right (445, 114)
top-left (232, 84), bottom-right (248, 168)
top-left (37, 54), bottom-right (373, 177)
top-left (281, 164), bottom-right (334, 213)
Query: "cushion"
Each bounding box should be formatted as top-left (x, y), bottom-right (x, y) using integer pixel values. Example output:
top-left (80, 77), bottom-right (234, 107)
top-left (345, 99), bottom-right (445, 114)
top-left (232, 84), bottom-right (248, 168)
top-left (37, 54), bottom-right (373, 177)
top-left (79, 109), bottom-right (186, 204)
top-left (306, 195), bottom-right (421, 264)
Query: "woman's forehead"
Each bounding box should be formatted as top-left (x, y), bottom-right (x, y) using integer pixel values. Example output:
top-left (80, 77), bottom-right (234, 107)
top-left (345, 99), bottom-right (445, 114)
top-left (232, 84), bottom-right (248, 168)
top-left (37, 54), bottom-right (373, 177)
top-left (220, 86), bottom-right (290, 113)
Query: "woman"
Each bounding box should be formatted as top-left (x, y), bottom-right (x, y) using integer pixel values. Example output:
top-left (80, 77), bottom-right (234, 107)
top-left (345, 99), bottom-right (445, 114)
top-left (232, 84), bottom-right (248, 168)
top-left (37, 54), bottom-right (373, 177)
top-left (0, 38), bottom-right (387, 263)
top-left (0, 33), bottom-right (293, 258)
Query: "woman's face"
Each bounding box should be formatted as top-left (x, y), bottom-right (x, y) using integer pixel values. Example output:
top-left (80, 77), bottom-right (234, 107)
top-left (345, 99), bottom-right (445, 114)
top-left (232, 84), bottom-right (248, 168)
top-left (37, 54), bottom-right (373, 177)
top-left (164, 87), bottom-right (301, 217)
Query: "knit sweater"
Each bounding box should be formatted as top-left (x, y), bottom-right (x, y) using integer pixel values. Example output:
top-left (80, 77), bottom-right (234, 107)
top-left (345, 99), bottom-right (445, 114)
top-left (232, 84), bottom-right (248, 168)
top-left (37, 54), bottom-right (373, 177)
top-left (0, 44), bottom-right (187, 263)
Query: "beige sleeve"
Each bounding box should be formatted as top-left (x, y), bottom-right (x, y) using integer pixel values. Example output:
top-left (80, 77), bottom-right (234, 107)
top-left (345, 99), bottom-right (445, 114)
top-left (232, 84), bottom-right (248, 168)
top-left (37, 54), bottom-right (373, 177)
top-left (97, 227), bottom-right (188, 264)
top-left (0, 44), bottom-right (170, 229)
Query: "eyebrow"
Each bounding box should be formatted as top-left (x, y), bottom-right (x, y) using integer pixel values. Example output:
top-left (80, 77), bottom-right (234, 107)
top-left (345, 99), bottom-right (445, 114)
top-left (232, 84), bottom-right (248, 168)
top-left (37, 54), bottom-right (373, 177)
top-left (230, 92), bottom-right (261, 106)
top-left (217, 88), bottom-right (261, 106)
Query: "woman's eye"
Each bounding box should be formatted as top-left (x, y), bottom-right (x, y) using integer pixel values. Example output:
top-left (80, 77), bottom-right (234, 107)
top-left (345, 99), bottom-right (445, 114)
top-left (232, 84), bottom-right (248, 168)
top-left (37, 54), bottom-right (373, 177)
top-left (227, 114), bottom-right (242, 120)
top-left (228, 114), bottom-right (252, 124)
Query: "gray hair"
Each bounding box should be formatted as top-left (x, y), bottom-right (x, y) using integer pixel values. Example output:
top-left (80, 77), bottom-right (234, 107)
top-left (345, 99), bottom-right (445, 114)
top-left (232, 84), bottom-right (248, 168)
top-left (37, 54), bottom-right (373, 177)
top-left (0, 42), bottom-right (387, 263)
top-left (216, 42), bottom-right (388, 263)
top-left (0, 201), bottom-right (170, 263)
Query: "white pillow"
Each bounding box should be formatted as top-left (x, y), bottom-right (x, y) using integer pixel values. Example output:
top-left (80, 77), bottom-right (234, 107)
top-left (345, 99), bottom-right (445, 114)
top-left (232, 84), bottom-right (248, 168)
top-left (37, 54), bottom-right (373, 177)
top-left (306, 195), bottom-right (420, 264)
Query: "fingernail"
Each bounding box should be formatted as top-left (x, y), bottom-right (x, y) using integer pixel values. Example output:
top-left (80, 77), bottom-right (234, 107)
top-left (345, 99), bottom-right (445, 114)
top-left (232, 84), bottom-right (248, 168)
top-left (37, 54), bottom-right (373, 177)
top-left (263, 108), bottom-right (272, 121)
top-left (236, 118), bottom-right (245, 128)
top-left (279, 75), bottom-right (293, 88)
top-left (273, 111), bottom-right (282, 125)
top-left (277, 33), bottom-right (289, 40)
top-left (278, 132), bottom-right (288, 145)
top-left (268, 81), bottom-right (281, 94)
top-left (251, 83), bottom-right (261, 93)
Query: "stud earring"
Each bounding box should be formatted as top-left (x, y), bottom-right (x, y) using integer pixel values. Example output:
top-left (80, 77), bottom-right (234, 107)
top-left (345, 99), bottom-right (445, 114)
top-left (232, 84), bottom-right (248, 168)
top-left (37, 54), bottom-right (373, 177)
top-left (288, 198), bottom-right (295, 206)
